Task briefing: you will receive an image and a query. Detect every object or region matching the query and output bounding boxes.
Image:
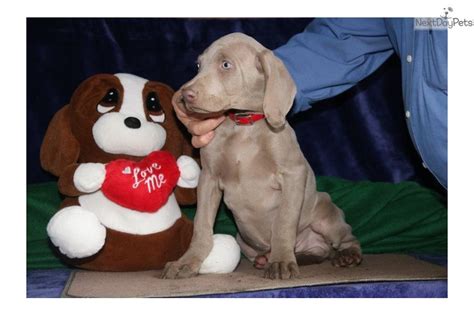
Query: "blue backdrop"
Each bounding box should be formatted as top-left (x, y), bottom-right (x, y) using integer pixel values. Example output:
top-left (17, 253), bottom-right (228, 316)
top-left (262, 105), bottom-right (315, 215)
top-left (26, 18), bottom-right (444, 195)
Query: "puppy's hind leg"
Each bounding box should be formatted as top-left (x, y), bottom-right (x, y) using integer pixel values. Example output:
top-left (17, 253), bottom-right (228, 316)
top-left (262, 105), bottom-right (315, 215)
top-left (236, 234), bottom-right (270, 270)
top-left (294, 227), bottom-right (332, 265)
top-left (311, 192), bottom-right (362, 268)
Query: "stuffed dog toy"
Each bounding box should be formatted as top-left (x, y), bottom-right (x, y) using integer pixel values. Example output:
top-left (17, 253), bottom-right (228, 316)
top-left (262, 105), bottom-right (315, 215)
top-left (41, 73), bottom-right (240, 272)
top-left (162, 33), bottom-right (362, 280)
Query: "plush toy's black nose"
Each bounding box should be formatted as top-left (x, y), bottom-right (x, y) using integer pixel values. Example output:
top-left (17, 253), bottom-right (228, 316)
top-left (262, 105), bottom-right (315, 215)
top-left (124, 117), bottom-right (141, 129)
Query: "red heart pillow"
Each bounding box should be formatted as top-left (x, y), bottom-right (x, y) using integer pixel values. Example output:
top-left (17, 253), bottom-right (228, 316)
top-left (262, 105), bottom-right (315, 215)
top-left (102, 151), bottom-right (180, 212)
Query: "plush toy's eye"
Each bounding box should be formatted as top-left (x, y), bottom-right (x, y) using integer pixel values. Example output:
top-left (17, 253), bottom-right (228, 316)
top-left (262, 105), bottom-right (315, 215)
top-left (146, 92), bottom-right (165, 123)
top-left (102, 88), bottom-right (119, 104)
top-left (150, 113), bottom-right (165, 123)
top-left (146, 92), bottom-right (162, 113)
top-left (97, 88), bottom-right (119, 113)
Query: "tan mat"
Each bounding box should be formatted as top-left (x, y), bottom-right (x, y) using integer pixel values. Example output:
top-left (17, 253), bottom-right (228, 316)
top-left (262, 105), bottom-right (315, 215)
top-left (62, 254), bottom-right (447, 298)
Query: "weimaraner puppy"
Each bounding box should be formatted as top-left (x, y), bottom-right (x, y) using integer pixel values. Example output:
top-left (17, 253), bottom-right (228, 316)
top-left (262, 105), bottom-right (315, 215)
top-left (162, 33), bottom-right (362, 280)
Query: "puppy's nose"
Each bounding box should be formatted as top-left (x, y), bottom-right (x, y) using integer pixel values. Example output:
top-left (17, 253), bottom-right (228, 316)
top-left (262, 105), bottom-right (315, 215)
top-left (182, 88), bottom-right (197, 104)
top-left (124, 117), bottom-right (141, 129)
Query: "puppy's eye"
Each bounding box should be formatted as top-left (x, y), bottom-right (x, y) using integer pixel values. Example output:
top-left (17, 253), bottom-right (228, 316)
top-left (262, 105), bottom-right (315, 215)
top-left (196, 62), bottom-right (200, 70)
top-left (146, 92), bottom-right (162, 113)
top-left (97, 88), bottom-right (119, 113)
top-left (221, 60), bottom-right (232, 70)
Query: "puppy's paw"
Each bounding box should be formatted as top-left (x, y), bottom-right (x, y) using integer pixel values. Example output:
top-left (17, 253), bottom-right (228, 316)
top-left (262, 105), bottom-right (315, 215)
top-left (254, 254), bottom-right (269, 270)
top-left (160, 260), bottom-right (202, 279)
top-left (176, 155), bottom-right (201, 188)
top-left (331, 247), bottom-right (362, 268)
top-left (264, 261), bottom-right (300, 280)
top-left (73, 163), bottom-right (106, 193)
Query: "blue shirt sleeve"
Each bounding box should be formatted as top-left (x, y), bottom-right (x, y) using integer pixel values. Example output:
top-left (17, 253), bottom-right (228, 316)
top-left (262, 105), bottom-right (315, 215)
top-left (274, 18), bottom-right (395, 114)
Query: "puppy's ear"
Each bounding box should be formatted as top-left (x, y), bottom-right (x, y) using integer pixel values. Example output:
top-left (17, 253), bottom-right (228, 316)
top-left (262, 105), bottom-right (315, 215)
top-left (40, 104), bottom-right (80, 176)
top-left (257, 49), bottom-right (296, 129)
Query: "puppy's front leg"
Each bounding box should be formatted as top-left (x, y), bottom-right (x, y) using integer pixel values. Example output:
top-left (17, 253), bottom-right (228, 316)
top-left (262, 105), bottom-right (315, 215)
top-left (161, 170), bottom-right (222, 279)
top-left (264, 167), bottom-right (307, 280)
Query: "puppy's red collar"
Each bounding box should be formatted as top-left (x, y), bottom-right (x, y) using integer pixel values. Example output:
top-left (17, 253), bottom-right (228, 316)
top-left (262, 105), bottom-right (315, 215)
top-left (228, 112), bottom-right (265, 125)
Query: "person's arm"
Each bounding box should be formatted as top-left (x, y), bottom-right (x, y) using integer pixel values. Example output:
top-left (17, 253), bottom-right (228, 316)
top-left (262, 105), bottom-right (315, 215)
top-left (274, 18), bottom-right (395, 114)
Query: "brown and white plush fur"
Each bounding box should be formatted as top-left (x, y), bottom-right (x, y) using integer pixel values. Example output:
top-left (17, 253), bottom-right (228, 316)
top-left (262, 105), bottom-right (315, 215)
top-left (41, 73), bottom-right (240, 272)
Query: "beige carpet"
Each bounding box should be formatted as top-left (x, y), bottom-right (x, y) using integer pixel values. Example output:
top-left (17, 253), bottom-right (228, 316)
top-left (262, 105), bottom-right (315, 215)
top-left (62, 254), bottom-right (447, 298)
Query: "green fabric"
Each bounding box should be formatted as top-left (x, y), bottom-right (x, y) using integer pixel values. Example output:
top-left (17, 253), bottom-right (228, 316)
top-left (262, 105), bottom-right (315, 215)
top-left (27, 183), bottom-right (69, 269)
top-left (315, 177), bottom-right (447, 254)
top-left (27, 177), bottom-right (447, 270)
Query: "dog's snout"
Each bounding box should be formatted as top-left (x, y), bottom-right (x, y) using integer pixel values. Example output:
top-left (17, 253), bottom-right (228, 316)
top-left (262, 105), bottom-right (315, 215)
top-left (182, 88), bottom-right (197, 104)
top-left (124, 117), bottom-right (141, 129)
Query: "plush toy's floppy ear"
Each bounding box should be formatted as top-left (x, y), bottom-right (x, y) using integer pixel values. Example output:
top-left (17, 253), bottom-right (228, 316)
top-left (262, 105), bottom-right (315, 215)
top-left (40, 104), bottom-right (80, 176)
top-left (258, 49), bottom-right (297, 130)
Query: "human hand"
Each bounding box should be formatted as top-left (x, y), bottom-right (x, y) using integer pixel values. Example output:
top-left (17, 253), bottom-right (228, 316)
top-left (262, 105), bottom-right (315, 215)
top-left (172, 90), bottom-right (225, 148)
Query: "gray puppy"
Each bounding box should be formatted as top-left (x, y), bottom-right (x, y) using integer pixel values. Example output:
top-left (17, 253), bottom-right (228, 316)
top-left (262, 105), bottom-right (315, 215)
top-left (162, 33), bottom-right (362, 280)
